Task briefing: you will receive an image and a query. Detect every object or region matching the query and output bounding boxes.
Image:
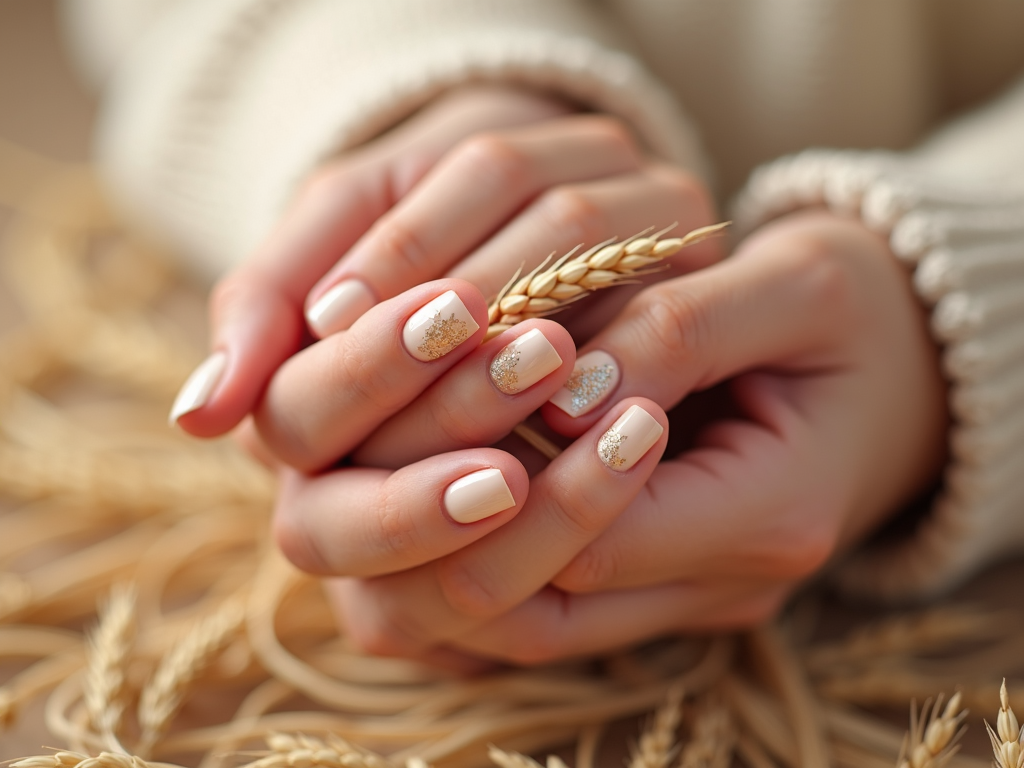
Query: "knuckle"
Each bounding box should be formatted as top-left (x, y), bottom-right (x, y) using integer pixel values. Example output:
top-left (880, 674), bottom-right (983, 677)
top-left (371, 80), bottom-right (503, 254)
top-left (586, 116), bottom-right (640, 158)
top-left (658, 165), bottom-right (709, 211)
top-left (374, 482), bottom-right (422, 563)
top-left (500, 628), bottom-right (562, 666)
top-left (782, 230), bottom-right (859, 324)
top-left (758, 508), bottom-right (839, 581)
top-left (629, 285), bottom-right (711, 364)
top-left (432, 391), bottom-right (501, 448)
top-left (455, 133), bottom-right (531, 193)
top-left (331, 339), bottom-right (408, 414)
top-left (535, 186), bottom-right (604, 245)
top-left (725, 592), bottom-right (787, 628)
top-left (552, 544), bottom-right (618, 593)
top-left (435, 557), bottom-right (506, 619)
top-left (545, 477), bottom-right (611, 539)
top-left (372, 216), bottom-right (431, 274)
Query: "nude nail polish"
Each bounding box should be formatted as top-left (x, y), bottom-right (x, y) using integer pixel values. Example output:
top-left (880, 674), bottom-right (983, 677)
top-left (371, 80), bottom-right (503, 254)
top-left (489, 328), bottom-right (563, 395)
top-left (444, 468), bottom-right (516, 523)
top-left (549, 350), bottom-right (619, 417)
top-left (597, 404), bottom-right (663, 472)
top-left (306, 279), bottom-right (375, 338)
top-left (403, 290), bottom-right (480, 362)
top-left (168, 351), bottom-right (227, 425)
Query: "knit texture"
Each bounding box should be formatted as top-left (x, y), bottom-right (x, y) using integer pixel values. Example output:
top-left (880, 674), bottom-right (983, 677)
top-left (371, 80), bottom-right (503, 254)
top-left (734, 148), bottom-right (1024, 600)
top-left (88, 0), bottom-right (707, 280)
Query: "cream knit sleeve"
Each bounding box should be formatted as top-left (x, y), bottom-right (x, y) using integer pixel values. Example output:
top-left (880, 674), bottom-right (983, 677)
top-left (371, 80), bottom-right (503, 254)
top-left (65, 0), bottom-right (708, 281)
top-left (733, 74), bottom-right (1024, 602)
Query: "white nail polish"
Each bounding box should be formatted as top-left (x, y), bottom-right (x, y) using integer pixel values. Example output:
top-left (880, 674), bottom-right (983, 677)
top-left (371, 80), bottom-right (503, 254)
top-left (402, 290), bottom-right (480, 362)
top-left (549, 350), bottom-right (619, 417)
top-left (444, 468), bottom-right (516, 524)
top-left (306, 279), bottom-right (376, 338)
top-left (597, 404), bottom-right (663, 472)
top-left (169, 351), bottom-right (228, 425)
top-left (489, 328), bottom-right (563, 395)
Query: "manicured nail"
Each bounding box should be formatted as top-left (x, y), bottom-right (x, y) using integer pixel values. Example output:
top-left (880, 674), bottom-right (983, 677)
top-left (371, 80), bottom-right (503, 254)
top-left (168, 351), bottom-right (228, 425)
top-left (597, 404), bottom-right (663, 472)
top-left (403, 290), bottom-right (480, 362)
top-left (306, 279), bottom-right (375, 338)
top-left (489, 328), bottom-right (563, 395)
top-left (443, 468), bottom-right (515, 524)
top-left (549, 350), bottom-right (619, 417)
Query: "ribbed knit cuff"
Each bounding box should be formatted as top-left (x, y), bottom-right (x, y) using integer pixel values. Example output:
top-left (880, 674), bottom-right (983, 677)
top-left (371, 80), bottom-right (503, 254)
top-left (733, 149), bottom-right (1024, 600)
top-left (95, 0), bottom-right (710, 280)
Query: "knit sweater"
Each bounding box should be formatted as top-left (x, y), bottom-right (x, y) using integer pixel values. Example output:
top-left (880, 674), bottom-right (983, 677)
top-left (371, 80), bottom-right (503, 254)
top-left (59, 0), bottom-right (1024, 601)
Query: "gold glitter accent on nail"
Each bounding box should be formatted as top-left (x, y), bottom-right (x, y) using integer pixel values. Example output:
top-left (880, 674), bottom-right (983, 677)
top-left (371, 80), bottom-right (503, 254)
top-left (417, 312), bottom-right (469, 360)
top-left (563, 363), bottom-right (616, 415)
top-left (490, 346), bottom-right (522, 394)
top-left (598, 427), bottom-right (627, 468)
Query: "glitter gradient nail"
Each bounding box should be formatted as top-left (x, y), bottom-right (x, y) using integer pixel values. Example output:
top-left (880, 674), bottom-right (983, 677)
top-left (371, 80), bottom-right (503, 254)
top-left (597, 404), bottom-right (663, 472)
top-left (489, 328), bottom-right (562, 395)
top-left (548, 350), bottom-right (619, 417)
top-left (402, 290), bottom-right (480, 362)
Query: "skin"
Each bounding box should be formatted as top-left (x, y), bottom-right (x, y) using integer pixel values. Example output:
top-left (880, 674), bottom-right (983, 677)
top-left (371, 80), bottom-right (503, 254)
top-left (176, 85), bottom-right (949, 667)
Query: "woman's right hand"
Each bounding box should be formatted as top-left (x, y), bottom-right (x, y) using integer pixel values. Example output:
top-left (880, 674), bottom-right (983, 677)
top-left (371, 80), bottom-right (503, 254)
top-left (168, 83), bottom-right (719, 445)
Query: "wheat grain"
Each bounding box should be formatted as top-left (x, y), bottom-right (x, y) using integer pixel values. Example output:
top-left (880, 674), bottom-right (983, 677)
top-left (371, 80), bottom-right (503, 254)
top-left (629, 686), bottom-right (684, 768)
top-left (83, 583), bottom-right (137, 753)
top-left (11, 753), bottom-right (153, 768)
top-left (136, 600), bottom-right (245, 756)
top-left (678, 695), bottom-right (734, 768)
top-left (987, 680), bottom-right (1024, 768)
top-left (483, 222), bottom-right (729, 341)
top-left (896, 691), bottom-right (965, 768)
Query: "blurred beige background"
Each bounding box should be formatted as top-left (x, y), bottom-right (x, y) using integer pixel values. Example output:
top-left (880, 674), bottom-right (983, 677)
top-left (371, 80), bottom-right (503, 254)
top-left (1, 1), bottom-right (1023, 764)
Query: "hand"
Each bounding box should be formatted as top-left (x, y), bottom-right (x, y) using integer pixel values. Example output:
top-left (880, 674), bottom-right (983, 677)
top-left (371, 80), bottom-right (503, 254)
top-left (270, 211), bottom-right (948, 666)
top-left (170, 84), bottom-right (718, 441)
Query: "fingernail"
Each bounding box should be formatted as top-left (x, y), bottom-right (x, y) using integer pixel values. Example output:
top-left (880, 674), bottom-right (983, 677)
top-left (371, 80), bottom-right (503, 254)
top-left (598, 404), bottom-right (663, 472)
top-left (489, 328), bottom-right (563, 395)
top-left (306, 279), bottom-right (375, 338)
top-left (403, 290), bottom-right (480, 362)
top-left (169, 351), bottom-right (228, 425)
top-left (444, 468), bottom-right (515, 524)
top-left (549, 350), bottom-right (619, 417)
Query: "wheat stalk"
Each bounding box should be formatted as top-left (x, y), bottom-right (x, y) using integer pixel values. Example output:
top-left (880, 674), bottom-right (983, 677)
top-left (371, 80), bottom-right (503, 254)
top-left (628, 686), bottom-right (685, 768)
top-left (84, 584), bottom-right (137, 754)
top-left (895, 691), bottom-right (965, 768)
top-left (987, 680), bottom-right (1024, 768)
top-left (678, 695), bottom-right (734, 768)
top-left (484, 222), bottom-right (729, 341)
top-left (136, 600), bottom-right (245, 756)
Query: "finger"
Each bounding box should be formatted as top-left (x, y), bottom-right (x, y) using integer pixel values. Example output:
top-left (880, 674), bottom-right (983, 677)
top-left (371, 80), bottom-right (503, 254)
top-left (354, 319), bottom-right (576, 468)
top-left (171, 160), bottom-right (392, 436)
top-left (273, 448), bottom-right (528, 578)
top-left (451, 581), bottom-right (788, 664)
top-left (542, 216), bottom-right (858, 434)
top-left (331, 398), bottom-right (669, 656)
top-left (255, 280), bottom-right (487, 472)
top-left (550, 372), bottom-right (844, 592)
top-left (448, 163), bottom-right (721, 300)
top-left (304, 116), bottom-right (644, 337)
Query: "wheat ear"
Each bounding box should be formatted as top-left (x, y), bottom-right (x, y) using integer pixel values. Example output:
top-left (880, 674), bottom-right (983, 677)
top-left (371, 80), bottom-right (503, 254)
top-left (12, 752), bottom-right (152, 768)
top-left (678, 695), bottom-right (734, 768)
top-left (484, 222), bottom-right (730, 341)
top-left (896, 691), bottom-right (965, 768)
top-left (628, 686), bottom-right (684, 768)
top-left (136, 600), bottom-right (245, 756)
top-left (84, 584), bottom-right (137, 754)
top-left (240, 733), bottom-right (394, 768)
top-left (987, 680), bottom-right (1024, 768)
top-left (486, 746), bottom-right (567, 768)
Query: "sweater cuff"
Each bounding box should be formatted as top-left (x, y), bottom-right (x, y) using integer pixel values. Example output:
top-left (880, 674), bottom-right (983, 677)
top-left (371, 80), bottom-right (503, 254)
top-left (95, 0), bottom-right (709, 281)
top-left (733, 149), bottom-right (1024, 601)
